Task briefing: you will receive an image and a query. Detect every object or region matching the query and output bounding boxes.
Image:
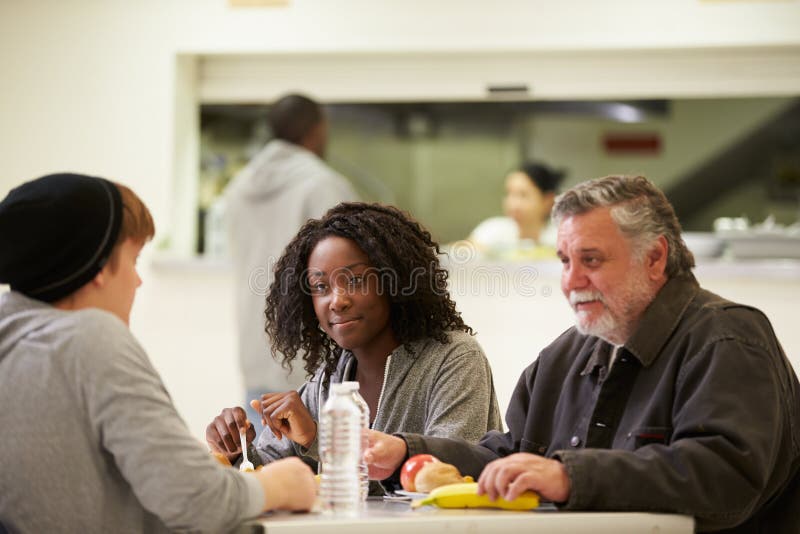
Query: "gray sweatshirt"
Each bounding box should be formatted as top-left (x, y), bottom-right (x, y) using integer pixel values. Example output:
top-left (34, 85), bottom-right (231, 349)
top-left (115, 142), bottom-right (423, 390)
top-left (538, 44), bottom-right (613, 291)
top-left (225, 139), bottom-right (358, 393)
top-left (251, 330), bottom-right (503, 483)
top-left (0, 291), bottom-right (263, 533)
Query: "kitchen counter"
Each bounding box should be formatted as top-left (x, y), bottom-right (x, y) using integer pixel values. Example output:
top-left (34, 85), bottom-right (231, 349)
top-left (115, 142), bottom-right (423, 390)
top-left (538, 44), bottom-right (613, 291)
top-left (150, 252), bottom-right (800, 280)
top-left (133, 253), bottom-right (800, 439)
top-left (436, 256), bottom-right (800, 414)
top-left (439, 256), bottom-right (800, 280)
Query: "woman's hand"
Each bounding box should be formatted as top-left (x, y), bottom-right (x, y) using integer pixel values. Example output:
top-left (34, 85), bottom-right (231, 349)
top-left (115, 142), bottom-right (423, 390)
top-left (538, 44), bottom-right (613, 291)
top-left (205, 406), bottom-right (256, 465)
top-left (251, 391), bottom-right (317, 449)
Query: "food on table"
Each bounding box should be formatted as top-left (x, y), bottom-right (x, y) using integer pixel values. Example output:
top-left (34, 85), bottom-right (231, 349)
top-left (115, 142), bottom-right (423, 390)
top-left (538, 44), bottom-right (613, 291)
top-left (211, 451), bottom-right (264, 472)
top-left (239, 464), bottom-right (264, 472)
top-left (211, 451), bottom-right (232, 467)
top-left (414, 462), bottom-right (471, 493)
top-left (410, 482), bottom-right (539, 511)
top-left (400, 454), bottom-right (439, 492)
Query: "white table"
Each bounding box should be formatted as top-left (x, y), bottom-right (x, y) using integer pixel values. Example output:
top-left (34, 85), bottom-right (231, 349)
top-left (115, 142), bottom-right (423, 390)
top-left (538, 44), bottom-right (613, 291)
top-left (242, 499), bottom-right (694, 533)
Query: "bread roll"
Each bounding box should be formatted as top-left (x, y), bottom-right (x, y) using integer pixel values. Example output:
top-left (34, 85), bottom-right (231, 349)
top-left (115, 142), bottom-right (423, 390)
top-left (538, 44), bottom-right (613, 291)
top-left (211, 451), bottom-right (232, 467)
top-left (414, 462), bottom-right (465, 493)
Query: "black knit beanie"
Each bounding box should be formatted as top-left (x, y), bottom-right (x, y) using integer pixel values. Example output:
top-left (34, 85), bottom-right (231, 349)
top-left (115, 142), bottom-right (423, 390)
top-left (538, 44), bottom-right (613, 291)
top-left (0, 173), bottom-right (123, 302)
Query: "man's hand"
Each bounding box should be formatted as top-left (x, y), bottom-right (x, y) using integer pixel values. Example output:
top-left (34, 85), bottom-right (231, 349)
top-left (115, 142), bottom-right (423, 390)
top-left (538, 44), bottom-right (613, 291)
top-left (254, 457), bottom-right (316, 512)
top-left (363, 429), bottom-right (407, 480)
top-left (477, 453), bottom-right (570, 503)
top-left (251, 391), bottom-right (317, 448)
top-left (205, 406), bottom-right (255, 465)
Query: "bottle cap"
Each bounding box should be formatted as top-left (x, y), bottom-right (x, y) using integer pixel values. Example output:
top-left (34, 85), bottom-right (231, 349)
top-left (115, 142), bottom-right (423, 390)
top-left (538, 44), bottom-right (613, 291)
top-left (340, 381), bottom-right (360, 391)
top-left (331, 382), bottom-right (354, 394)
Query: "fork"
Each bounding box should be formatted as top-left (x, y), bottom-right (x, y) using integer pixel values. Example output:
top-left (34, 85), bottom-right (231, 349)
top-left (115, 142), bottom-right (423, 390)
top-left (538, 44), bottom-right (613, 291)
top-left (239, 425), bottom-right (255, 472)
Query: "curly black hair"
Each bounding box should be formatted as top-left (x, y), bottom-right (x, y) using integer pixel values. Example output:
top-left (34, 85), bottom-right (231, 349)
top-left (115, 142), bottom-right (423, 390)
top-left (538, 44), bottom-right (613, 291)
top-left (265, 202), bottom-right (473, 379)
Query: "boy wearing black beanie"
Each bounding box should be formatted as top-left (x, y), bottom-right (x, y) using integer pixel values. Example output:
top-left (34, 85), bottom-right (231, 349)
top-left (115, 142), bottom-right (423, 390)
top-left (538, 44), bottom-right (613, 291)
top-left (0, 173), bottom-right (315, 533)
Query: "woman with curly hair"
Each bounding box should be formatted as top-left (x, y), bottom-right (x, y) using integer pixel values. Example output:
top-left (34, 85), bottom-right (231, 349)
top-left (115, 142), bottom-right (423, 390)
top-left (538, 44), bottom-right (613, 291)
top-left (207, 203), bottom-right (502, 489)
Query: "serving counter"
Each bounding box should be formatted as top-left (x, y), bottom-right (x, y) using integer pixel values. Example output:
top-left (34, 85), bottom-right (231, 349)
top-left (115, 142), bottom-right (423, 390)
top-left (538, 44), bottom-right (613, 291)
top-left (437, 256), bottom-right (800, 414)
top-left (239, 500), bottom-right (694, 533)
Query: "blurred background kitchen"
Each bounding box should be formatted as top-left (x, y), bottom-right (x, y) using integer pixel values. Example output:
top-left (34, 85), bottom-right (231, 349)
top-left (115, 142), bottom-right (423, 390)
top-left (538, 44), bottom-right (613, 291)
top-left (2, 0), bottom-right (800, 440)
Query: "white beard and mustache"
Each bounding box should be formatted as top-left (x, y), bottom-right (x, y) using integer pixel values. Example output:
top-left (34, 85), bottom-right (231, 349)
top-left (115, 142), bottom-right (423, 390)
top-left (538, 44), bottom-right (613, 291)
top-left (568, 269), bottom-right (655, 345)
top-left (570, 289), bottom-right (617, 339)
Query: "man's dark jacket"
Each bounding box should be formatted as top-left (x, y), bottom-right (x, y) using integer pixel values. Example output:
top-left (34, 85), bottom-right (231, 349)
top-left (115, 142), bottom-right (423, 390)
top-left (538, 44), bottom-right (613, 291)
top-left (400, 274), bottom-right (800, 532)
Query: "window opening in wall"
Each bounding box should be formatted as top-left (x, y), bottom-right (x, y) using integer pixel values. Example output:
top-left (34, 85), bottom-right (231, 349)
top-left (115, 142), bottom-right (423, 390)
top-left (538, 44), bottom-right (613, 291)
top-left (198, 97), bottom-right (800, 260)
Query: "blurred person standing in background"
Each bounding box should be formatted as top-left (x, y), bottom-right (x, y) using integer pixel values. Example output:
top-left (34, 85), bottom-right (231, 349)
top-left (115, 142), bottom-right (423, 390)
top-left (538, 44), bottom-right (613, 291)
top-left (224, 93), bottom-right (358, 432)
top-left (469, 161), bottom-right (565, 259)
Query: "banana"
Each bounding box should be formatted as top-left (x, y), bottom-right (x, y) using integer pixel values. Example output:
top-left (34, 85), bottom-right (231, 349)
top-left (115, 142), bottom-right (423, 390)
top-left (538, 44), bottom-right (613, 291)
top-left (410, 482), bottom-right (539, 511)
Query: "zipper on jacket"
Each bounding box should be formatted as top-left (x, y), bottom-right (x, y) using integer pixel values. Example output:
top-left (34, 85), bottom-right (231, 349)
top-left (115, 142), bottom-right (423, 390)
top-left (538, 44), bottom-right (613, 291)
top-left (372, 355), bottom-right (391, 429)
top-left (315, 368), bottom-right (329, 474)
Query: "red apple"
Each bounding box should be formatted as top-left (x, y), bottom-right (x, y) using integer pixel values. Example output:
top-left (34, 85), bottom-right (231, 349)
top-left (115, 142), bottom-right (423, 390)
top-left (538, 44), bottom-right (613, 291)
top-left (400, 454), bottom-right (439, 492)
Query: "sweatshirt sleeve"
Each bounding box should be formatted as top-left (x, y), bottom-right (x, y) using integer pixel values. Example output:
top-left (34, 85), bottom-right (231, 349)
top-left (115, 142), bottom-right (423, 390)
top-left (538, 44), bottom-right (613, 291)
top-left (401, 357), bottom-right (538, 478)
top-left (72, 312), bottom-right (264, 532)
top-left (252, 423), bottom-right (301, 465)
top-left (422, 337), bottom-right (503, 442)
top-left (252, 377), bottom-right (323, 466)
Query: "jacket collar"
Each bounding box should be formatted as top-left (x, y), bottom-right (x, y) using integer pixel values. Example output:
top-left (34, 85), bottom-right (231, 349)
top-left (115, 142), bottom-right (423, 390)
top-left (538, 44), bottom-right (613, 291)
top-left (581, 342), bottom-right (615, 377)
top-left (336, 340), bottom-right (423, 383)
top-left (625, 273), bottom-right (700, 367)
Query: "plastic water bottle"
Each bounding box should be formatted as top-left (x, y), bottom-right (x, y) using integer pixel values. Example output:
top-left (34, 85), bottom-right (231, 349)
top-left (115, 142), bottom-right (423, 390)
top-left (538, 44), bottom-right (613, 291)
top-left (341, 381), bottom-right (370, 503)
top-left (319, 383), bottom-right (362, 516)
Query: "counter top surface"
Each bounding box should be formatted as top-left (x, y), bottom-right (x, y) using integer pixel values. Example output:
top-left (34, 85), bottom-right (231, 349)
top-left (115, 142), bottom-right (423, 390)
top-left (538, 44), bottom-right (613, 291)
top-left (240, 500), bottom-right (693, 534)
top-left (151, 252), bottom-right (800, 280)
top-left (441, 257), bottom-right (800, 280)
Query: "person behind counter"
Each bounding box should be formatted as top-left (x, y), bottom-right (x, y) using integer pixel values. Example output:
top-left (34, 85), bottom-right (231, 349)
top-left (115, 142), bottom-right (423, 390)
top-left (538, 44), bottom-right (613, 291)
top-left (0, 173), bottom-right (315, 533)
top-left (206, 203), bottom-right (503, 491)
top-left (224, 93), bottom-right (358, 433)
top-left (469, 161), bottom-right (565, 258)
top-left (365, 175), bottom-right (800, 533)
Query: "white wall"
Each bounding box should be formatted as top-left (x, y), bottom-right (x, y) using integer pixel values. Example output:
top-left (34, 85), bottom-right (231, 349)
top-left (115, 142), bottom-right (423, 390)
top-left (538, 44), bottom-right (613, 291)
top-left (528, 98), bottom-right (795, 192)
top-left (451, 262), bottom-right (800, 417)
top-left (3, 0), bottom-right (800, 439)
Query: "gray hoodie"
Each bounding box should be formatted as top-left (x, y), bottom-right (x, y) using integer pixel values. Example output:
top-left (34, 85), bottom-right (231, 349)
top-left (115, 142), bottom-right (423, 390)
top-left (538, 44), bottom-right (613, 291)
top-left (0, 291), bottom-right (263, 533)
top-left (224, 139), bottom-right (358, 393)
top-left (250, 330), bottom-right (503, 494)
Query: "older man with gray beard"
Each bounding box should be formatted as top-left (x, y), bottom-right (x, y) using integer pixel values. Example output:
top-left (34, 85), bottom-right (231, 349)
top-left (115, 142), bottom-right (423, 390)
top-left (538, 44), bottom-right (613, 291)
top-left (365, 175), bottom-right (800, 533)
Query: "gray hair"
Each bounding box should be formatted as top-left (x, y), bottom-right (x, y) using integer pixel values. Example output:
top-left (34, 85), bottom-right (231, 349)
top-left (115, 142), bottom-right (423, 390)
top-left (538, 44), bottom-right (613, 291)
top-left (552, 175), bottom-right (694, 278)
